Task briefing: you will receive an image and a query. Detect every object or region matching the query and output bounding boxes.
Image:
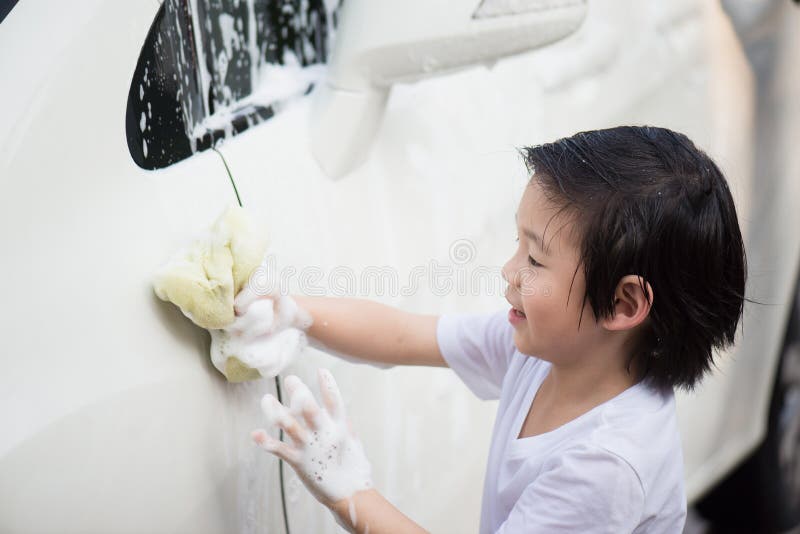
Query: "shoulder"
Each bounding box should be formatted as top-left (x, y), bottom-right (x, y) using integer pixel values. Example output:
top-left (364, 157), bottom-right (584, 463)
top-left (436, 309), bottom-right (520, 400)
top-left (589, 383), bottom-right (685, 501)
top-left (437, 308), bottom-right (515, 350)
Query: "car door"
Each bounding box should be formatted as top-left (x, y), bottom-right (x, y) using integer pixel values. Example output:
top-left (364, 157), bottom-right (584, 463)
top-left (0, 1), bottom-right (281, 532)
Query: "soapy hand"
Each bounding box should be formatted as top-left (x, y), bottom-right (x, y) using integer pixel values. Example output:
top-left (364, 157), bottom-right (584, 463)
top-left (153, 205), bottom-right (311, 382)
top-left (233, 283), bottom-right (312, 332)
top-left (209, 283), bottom-right (313, 381)
top-left (252, 369), bottom-right (372, 509)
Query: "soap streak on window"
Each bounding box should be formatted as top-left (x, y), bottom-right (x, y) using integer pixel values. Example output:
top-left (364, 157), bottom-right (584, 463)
top-left (126, 0), bottom-right (341, 170)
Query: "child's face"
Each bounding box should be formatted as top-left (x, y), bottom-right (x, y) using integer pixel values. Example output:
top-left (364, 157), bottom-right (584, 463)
top-left (503, 182), bottom-right (602, 362)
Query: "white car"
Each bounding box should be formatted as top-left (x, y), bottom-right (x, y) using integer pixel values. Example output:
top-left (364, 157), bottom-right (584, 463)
top-left (1, 0), bottom-right (798, 532)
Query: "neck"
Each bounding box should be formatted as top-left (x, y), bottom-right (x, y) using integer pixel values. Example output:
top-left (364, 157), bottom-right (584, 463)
top-left (544, 335), bottom-right (640, 405)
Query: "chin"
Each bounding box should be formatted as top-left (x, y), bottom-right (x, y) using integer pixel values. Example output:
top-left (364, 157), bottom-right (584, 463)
top-left (512, 332), bottom-right (537, 357)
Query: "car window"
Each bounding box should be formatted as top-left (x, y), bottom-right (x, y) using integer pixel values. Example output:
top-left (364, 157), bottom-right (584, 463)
top-left (0, 0), bottom-right (20, 24)
top-left (126, 0), bottom-right (340, 170)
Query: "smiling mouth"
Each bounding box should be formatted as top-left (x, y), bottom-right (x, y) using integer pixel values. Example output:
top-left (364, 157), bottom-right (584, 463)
top-left (506, 295), bottom-right (527, 318)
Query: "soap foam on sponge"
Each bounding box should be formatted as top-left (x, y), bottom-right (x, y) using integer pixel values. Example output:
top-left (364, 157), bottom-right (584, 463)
top-left (153, 205), bottom-right (309, 382)
top-left (153, 205), bottom-right (266, 329)
top-left (210, 289), bottom-right (313, 382)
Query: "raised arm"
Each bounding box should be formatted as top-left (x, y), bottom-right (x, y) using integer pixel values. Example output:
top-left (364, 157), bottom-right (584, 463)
top-left (331, 489), bottom-right (428, 534)
top-left (293, 296), bottom-right (446, 367)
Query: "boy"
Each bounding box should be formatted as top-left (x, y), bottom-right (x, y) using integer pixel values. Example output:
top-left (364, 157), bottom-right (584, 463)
top-left (250, 126), bottom-right (747, 533)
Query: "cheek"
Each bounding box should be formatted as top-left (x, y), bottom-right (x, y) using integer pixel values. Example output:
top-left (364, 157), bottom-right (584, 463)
top-left (521, 267), bottom-right (552, 297)
top-left (520, 294), bottom-right (547, 330)
top-left (519, 278), bottom-right (552, 314)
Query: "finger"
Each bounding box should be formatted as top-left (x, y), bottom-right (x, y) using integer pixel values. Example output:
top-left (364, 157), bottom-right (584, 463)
top-left (234, 283), bottom-right (275, 317)
top-left (233, 284), bottom-right (258, 316)
top-left (317, 368), bottom-right (346, 421)
top-left (252, 429), bottom-right (268, 445)
top-left (284, 375), bottom-right (322, 430)
top-left (251, 429), bottom-right (301, 464)
top-left (230, 297), bottom-right (275, 336)
top-left (260, 394), bottom-right (309, 445)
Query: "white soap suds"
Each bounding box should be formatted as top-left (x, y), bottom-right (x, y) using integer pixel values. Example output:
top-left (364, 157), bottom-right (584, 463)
top-left (210, 309), bottom-right (307, 379)
top-left (191, 50), bottom-right (324, 141)
top-left (209, 281), bottom-right (312, 379)
top-left (229, 297), bottom-right (275, 335)
top-left (261, 393), bottom-right (296, 431)
top-left (286, 472), bottom-right (303, 504)
top-left (180, 0), bottom-right (338, 147)
top-left (285, 375), bottom-right (316, 415)
top-left (218, 13), bottom-right (238, 61)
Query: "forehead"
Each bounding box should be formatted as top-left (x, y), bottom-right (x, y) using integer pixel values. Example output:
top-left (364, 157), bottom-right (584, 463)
top-left (516, 182), bottom-right (581, 257)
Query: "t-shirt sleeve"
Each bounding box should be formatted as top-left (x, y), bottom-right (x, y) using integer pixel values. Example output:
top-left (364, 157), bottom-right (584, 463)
top-left (496, 445), bottom-right (645, 533)
top-left (436, 309), bottom-right (516, 400)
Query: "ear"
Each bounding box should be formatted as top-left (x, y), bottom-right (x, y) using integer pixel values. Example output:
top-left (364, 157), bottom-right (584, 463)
top-left (601, 275), bottom-right (654, 332)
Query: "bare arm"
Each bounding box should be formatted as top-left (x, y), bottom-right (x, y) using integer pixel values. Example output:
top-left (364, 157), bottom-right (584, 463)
top-left (331, 490), bottom-right (429, 534)
top-left (293, 296), bottom-right (446, 367)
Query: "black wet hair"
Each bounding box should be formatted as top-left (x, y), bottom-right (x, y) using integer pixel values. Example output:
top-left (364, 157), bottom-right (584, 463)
top-left (520, 125), bottom-right (747, 391)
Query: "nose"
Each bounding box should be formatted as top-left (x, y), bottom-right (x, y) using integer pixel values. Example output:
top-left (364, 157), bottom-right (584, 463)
top-left (502, 257), bottom-right (518, 289)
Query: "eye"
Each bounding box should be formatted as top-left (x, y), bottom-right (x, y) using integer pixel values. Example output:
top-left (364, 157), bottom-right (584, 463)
top-left (528, 255), bottom-right (542, 267)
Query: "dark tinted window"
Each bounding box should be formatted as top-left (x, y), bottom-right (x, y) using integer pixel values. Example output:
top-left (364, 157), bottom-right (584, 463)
top-left (0, 0), bottom-right (20, 24)
top-left (126, 0), bottom-right (339, 170)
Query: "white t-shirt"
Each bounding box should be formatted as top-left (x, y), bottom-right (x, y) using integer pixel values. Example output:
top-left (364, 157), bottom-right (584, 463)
top-left (437, 310), bottom-right (687, 533)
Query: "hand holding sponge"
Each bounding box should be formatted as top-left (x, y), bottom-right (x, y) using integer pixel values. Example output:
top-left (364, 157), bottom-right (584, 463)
top-left (153, 206), bottom-right (311, 382)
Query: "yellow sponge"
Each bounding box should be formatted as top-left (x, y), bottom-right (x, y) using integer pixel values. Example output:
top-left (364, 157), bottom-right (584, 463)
top-left (154, 206), bottom-right (307, 382)
top-left (211, 205), bottom-right (267, 296)
top-left (224, 356), bottom-right (263, 382)
top-left (153, 205), bottom-right (267, 330)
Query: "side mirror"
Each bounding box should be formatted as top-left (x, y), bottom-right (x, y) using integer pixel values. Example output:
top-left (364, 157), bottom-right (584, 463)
top-left (311, 0), bottom-right (588, 179)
